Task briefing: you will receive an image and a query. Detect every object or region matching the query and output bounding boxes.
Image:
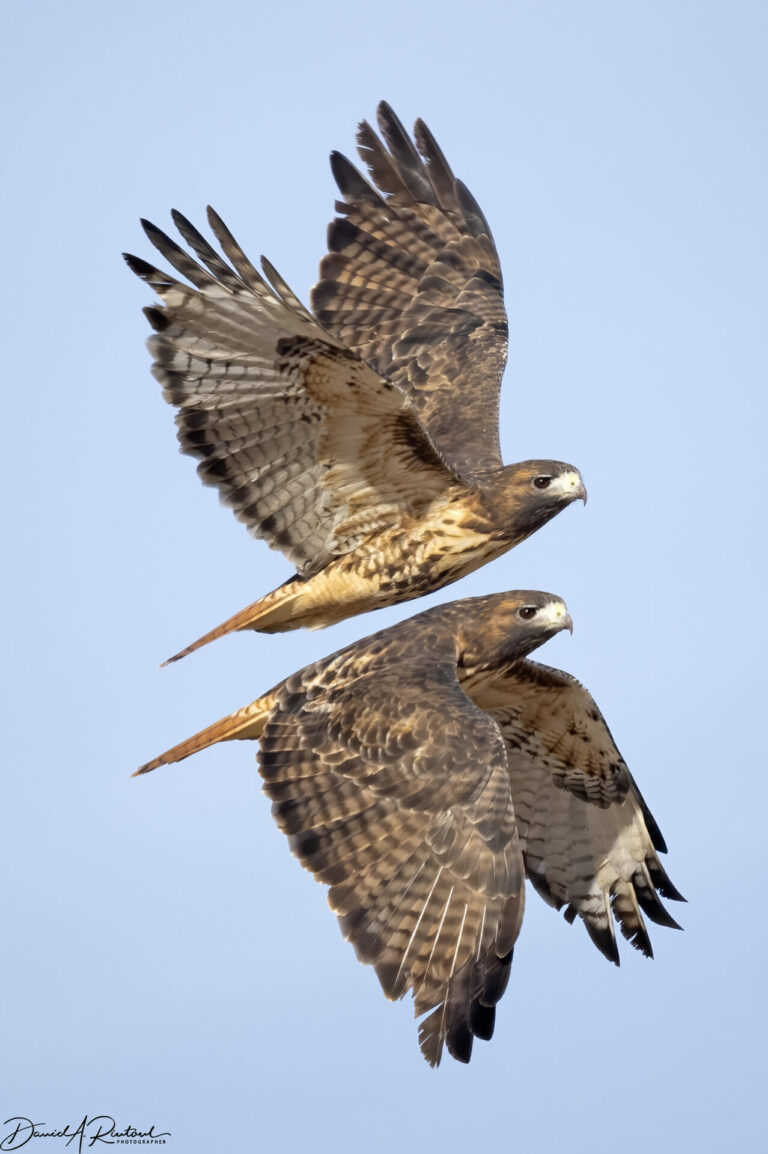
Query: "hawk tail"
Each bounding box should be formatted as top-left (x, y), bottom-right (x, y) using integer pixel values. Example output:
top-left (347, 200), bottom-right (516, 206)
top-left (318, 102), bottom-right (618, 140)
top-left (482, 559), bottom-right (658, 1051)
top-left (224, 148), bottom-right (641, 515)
top-left (133, 692), bottom-right (277, 776)
top-left (160, 579), bottom-right (309, 666)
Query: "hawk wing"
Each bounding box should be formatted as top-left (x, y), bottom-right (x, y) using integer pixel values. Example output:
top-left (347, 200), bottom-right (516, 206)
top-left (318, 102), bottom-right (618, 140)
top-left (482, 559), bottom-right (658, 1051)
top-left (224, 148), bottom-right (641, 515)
top-left (311, 102), bottom-right (508, 478)
top-left (124, 210), bottom-right (458, 577)
top-left (473, 661), bottom-right (684, 964)
top-left (258, 630), bottom-right (525, 1067)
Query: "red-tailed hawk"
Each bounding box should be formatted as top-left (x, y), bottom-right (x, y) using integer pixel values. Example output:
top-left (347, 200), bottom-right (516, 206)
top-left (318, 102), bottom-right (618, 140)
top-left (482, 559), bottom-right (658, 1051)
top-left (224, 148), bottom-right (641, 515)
top-left (124, 103), bottom-right (585, 665)
top-left (135, 592), bottom-right (683, 1066)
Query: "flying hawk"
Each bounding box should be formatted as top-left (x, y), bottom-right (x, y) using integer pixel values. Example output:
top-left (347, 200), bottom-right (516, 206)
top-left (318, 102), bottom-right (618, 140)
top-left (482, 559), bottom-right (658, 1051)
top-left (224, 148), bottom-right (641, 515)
top-left (125, 103), bottom-right (586, 665)
top-left (135, 592), bottom-right (683, 1066)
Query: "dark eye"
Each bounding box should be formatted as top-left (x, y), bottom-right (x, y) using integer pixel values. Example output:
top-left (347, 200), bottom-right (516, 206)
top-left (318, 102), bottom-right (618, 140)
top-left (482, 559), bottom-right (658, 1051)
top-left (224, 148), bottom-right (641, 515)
top-left (518, 606), bottom-right (537, 620)
top-left (532, 476), bottom-right (552, 490)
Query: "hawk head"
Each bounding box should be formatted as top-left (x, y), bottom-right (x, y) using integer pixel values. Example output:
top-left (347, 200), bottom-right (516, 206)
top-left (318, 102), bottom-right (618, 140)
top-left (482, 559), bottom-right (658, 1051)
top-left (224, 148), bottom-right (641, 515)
top-left (448, 591), bottom-right (573, 672)
top-left (489, 460), bottom-right (587, 541)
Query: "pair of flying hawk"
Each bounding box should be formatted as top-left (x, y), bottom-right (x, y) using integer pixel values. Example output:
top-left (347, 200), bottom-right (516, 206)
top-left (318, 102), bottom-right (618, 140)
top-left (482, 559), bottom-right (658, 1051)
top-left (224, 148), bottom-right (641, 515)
top-left (128, 103), bottom-right (682, 1067)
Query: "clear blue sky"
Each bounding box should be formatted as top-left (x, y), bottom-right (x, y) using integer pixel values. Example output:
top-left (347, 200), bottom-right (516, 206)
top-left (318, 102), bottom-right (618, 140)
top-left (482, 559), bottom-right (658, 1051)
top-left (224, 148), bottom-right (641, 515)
top-left (3, 1), bottom-right (766, 1151)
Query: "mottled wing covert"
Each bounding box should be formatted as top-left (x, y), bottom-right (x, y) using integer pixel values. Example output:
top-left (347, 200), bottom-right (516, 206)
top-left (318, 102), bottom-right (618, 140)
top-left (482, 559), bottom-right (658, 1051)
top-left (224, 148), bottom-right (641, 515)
top-left (312, 102), bottom-right (508, 478)
top-left (258, 631), bottom-right (525, 1066)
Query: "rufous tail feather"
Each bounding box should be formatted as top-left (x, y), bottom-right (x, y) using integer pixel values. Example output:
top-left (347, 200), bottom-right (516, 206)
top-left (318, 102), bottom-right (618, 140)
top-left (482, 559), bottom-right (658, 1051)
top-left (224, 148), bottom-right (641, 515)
top-left (133, 691), bottom-right (277, 776)
top-left (160, 581), bottom-right (304, 666)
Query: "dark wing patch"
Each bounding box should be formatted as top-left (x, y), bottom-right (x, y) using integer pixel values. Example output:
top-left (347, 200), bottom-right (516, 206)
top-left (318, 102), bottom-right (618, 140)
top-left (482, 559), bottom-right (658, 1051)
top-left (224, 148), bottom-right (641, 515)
top-left (125, 210), bottom-right (457, 575)
top-left (258, 628), bottom-right (525, 1066)
top-left (312, 102), bottom-right (508, 478)
top-left (471, 659), bottom-right (684, 965)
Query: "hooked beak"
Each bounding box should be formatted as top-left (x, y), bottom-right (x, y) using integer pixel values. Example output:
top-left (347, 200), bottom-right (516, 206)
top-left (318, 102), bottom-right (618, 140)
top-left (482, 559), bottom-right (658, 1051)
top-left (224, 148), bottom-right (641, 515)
top-left (568, 474), bottom-right (587, 505)
top-left (539, 600), bottom-right (573, 634)
top-left (555, 470), bottom-right (587, 505)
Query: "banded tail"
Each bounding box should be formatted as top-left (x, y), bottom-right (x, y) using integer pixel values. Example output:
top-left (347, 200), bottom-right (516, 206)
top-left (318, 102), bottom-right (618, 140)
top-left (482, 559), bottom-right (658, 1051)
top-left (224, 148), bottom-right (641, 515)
top-left (134, 691), bottom-right (277, 776)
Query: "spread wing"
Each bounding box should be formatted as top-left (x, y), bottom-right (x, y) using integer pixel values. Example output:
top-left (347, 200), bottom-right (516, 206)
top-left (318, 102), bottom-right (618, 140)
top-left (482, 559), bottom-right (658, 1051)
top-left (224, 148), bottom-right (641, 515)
top-left (473, 661), bottom-right (684, 965)
top-left (311, 102), bottom-right (508, 478)
top-left (258, 631), bottom-right (525, 1066)
top-left (124, 210), bottom-right (458, 577)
